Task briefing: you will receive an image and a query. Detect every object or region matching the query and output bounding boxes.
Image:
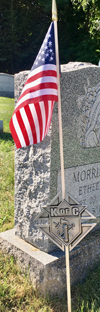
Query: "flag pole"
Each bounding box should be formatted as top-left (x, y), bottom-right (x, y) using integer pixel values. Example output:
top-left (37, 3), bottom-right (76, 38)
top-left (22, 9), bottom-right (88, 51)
top-left (52, 2), bottom-right (71, 312)
top-left (52, 0), bottom-right (65, 201)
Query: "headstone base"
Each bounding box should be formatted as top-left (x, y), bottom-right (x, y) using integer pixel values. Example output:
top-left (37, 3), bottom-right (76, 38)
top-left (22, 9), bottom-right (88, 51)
top-left (0, 228), bottom-right (100, 297)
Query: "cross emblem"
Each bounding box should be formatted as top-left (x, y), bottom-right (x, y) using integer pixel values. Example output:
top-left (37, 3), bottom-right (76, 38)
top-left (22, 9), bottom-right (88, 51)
top-left (35, 192), bottom-right (96, 251)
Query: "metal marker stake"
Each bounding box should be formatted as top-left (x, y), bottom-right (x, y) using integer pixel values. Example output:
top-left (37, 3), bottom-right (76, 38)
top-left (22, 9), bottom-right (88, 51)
top-left (66, 246), bottom-right (71, 312)
top-left (52, 1), bottom-right (71, 311)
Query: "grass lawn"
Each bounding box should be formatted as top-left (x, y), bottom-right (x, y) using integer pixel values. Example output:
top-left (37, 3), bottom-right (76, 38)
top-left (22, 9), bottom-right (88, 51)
top-left (0, 250), bottom-right (100, 312)
top-left (0, 97), bottom-right (14, 232)
top-left (0, 97), bottom-right (100, 311)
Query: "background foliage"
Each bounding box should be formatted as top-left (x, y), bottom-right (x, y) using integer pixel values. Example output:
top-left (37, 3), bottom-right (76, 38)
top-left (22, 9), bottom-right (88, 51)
top-left (0, 0), bottom-right (100, 74)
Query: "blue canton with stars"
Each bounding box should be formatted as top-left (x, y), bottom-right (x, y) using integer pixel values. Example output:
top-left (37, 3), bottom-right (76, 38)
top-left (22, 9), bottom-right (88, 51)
top-left (31, 22), bottom-right (56, 71)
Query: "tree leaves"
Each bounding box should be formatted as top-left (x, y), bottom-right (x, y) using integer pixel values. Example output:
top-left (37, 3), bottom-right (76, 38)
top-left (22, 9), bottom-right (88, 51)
top-left (0, 0), bottom-right (100, 74)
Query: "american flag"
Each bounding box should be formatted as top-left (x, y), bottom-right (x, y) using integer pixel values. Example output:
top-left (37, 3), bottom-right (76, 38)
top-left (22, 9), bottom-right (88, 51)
top-left (10, 22), bottom-right (58, 148)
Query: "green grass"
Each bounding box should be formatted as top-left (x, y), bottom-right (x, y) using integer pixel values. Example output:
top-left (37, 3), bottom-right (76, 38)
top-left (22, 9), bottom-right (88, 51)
top-left (0, 97), bottom-right (14, 132)
top-left (0, 97), bottom-right (100, 312)
top-left (72, 266), bottom-right (100, 312)
top-left (0, 97), bottom-right (14, 232)
top-left (0, 250), bottom-right (100, 312)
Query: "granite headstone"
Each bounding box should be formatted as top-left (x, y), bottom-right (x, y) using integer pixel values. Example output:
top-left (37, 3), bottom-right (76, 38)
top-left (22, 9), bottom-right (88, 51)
top-left (0, 120), bottom-right (3, 133)
top-left (14, 62), bottom-right (100, 252)
top-left (0, 73), bottom-right (14, 98)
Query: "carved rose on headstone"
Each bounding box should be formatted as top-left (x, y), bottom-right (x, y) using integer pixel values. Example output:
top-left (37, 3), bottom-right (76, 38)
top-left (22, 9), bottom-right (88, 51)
top-left (78, 82), bottom-right (100, 148)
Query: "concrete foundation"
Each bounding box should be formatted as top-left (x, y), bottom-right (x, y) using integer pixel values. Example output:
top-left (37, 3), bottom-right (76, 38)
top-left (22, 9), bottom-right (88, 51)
top-left (0, 228), bottom-right (100, 297)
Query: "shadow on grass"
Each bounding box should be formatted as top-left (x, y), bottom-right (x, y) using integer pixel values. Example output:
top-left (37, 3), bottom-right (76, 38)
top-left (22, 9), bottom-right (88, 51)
top-left (0, 132), bottom-right (14, 142)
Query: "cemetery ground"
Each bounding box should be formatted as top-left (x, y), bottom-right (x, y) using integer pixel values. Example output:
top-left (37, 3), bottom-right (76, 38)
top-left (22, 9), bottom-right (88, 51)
top-left (0, 97), bottom-right (100, 312)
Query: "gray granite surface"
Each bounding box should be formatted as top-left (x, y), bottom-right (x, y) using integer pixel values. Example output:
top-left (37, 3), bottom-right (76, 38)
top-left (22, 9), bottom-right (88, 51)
top-left (0, 120), bottom-right (3, 133)
top-left (14, 62), bottom-right (100, 252)
top-left (0, 73), bottom-right (14, 98)
top-left (0, 228), bottom-right (100, 297)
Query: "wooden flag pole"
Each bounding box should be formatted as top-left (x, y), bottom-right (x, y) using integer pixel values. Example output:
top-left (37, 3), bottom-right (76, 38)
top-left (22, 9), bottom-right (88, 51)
top-left (52, 1), bottom-right (71, 312)
top-left (52, 0), bottom-right (65, 201)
